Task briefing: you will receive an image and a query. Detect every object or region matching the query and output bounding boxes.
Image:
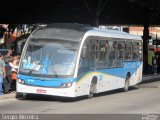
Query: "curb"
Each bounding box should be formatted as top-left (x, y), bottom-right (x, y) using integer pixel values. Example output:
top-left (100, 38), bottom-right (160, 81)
top-left (142, 74), bottom-right (160, 81)
top-left (0, 93), bottom-right (16, 101)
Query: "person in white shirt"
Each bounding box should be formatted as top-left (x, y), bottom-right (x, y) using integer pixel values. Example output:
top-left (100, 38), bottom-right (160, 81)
top-left (11, 55), bottom-right (19, 91)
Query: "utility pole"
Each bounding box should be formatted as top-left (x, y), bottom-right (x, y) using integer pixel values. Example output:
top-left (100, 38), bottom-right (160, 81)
top-left (143, 24), bottom-right (150, 74)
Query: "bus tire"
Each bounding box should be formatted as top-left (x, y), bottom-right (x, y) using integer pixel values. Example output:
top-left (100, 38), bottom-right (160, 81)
top-left (123, 75), bottom-right (130, 92)
top-left (88, 79), bottom-right (97, 98)
top-left (16, 92), bottom-right (28, 100)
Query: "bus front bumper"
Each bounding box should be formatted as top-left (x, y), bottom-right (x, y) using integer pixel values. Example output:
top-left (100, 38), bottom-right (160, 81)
top-left (16, 82), bottom-right (76, 97)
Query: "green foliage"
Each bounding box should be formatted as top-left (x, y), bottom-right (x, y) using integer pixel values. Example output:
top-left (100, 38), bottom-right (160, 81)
top-left (148, 50), bottom-right (154, 65)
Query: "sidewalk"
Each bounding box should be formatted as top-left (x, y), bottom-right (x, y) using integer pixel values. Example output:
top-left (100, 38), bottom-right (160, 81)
top-left (142, 73), bottom-right (160, 81)
top-left (0, 74), bottom-right (160, 101)
top-left (0, 92), bottom-right (16, 101)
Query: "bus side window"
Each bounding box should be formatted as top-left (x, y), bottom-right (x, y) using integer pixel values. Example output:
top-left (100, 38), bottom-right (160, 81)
top-left (99, 40), bottom-right (109, 68)
top-left (108, 41), bottom-right (116, 68)
top-left (116, 41), bottom-right (124, 67)
top-left (125, 42), bottom-right (132, 61)
top-left (90, 39), bottom-right (98, 69)
top-left (132, 42), bottom-right (139, 61)
top-left (138, 41), bottom-right (143, 61)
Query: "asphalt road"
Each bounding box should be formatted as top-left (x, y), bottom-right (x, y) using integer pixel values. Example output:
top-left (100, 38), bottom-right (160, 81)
top-left (0, 78), bottom-right (160, 120)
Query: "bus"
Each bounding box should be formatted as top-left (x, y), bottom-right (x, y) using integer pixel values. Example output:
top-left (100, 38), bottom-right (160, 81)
top-left (16, 23), bottom-right (143, 98)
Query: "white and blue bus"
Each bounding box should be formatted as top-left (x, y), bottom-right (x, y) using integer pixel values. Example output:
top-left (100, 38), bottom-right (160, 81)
top-left (17, 23), bottom-right (143, 98)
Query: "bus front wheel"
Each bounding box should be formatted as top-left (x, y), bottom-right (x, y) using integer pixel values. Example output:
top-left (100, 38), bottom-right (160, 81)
top-left (16, 92), bottom-right (28, 100)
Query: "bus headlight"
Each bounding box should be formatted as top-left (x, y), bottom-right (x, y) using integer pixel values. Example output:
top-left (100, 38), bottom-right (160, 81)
top-left (61, 82), bottom-right (72, 88)
top-left (18, 79), bottom-right (25, 84)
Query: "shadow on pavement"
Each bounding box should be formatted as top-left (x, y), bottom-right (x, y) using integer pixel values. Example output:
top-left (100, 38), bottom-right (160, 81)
top-left (16, 94), bottom-right (88, 102)
top-left (94, 86), bottom-right (138, 98)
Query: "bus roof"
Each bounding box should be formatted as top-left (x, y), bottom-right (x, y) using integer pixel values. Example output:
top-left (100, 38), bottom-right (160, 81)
top-left (30, 23), bottom-right (142, 42)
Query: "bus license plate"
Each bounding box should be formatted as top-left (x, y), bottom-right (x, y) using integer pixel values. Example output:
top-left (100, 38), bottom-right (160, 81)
top-left (37, 89), bottom-right (46, 94)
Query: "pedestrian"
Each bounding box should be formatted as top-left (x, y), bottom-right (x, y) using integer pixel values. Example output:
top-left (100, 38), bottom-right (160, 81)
top-left (152, 55), bottom-right (158, 74)
top-left (3, 56), bottom-right (13, 93)
top-left (11, 55), bottom-right (19, 91)
top-left (4, 49), bottom-right (13, 62)
top-left (0, 54), bottom-right (6, 95)
top-left (3, 49), bottom-right (13, 93)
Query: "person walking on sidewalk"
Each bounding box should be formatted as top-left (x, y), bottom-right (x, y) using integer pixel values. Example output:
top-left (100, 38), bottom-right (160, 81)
top-left (3, 56), bottom-right (13, 93)
top-left (0, 54), bottom-right (6, 95)
top-left (152, 55), bottom-right (158, 74)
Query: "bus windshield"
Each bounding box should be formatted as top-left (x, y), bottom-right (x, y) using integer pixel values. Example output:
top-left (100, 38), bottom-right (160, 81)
top-left (19, 39), bottom-right (79, 78)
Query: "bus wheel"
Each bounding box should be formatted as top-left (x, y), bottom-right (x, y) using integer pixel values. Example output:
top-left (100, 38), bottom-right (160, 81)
top-left (123, 75), bottom-right (130, 92)
top-left (88, 81), bottom-right (96, 98)
top-left (16, 92), bottom-right (27, 100)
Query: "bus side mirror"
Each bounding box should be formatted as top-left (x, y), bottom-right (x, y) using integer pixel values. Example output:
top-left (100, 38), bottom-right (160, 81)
top-left (81, 46), bottom-right (87, 58)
